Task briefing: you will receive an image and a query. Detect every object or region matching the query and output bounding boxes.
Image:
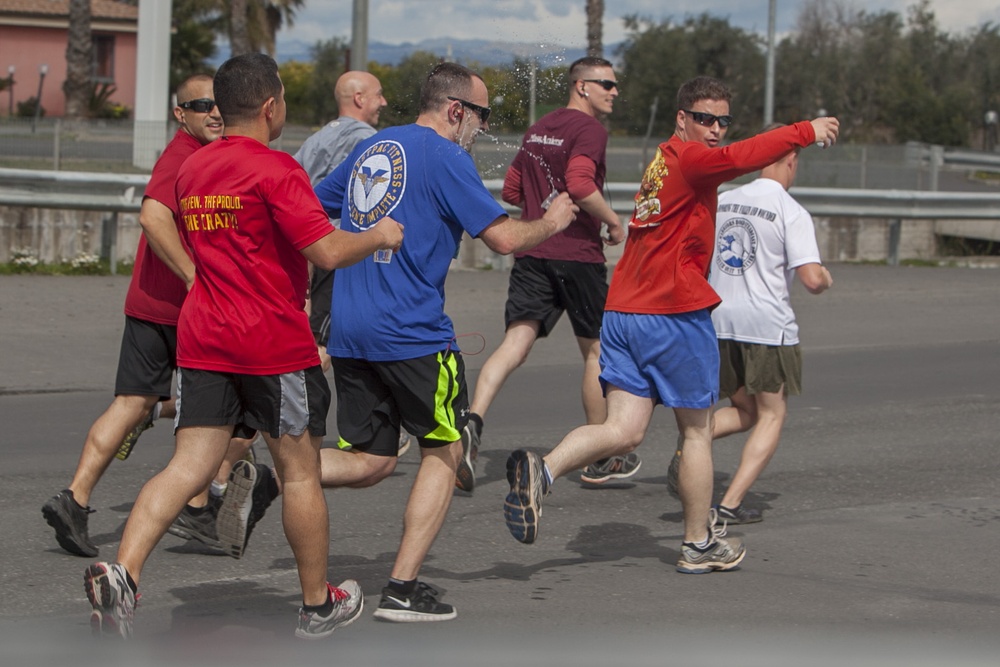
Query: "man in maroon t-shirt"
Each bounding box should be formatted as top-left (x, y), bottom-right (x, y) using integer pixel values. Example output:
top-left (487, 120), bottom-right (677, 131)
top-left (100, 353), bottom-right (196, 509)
top-left (42, 75), bottom-right (229, 558)
top-left (458, 57), bottom-right (626, 493)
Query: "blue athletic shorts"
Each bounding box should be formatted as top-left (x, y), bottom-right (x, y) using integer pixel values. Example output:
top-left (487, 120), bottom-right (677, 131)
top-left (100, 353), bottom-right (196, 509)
top-left (599, 309), bottom-right (719, 409)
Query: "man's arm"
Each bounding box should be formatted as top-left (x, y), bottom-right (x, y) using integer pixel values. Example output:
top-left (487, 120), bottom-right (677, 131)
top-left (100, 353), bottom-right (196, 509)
top-left (300, 216), bottom-right (404, 271)
top-left (565, 155), bottom-right (624, 245)
top-left (138, 197), bottom-right (195, 289)
top-left (478, 192), bottom-right (578, 255)
top-left (796, 263), bottom-right (833, 294)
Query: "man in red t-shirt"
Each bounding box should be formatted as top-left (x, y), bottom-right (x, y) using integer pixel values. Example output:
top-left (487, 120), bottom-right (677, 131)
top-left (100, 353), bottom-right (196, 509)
top-left (503, 76), bottom-right (839, 574)
top-left (82, 53), bottom-right (402, 640)
top-left (460, 57), bottom-right (627, 493)
top-left (42, 74), bottom-right (227, 559)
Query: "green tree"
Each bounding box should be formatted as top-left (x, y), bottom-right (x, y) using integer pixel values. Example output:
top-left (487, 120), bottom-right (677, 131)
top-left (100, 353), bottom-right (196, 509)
top-left (170, 0), bottom-right (221, 90)
top-left (279, 60), bottom-right (315, 124)
top-left (616, 13), bottom-right (765, 138)
top-left (376, 51), bottom-right (443, 128)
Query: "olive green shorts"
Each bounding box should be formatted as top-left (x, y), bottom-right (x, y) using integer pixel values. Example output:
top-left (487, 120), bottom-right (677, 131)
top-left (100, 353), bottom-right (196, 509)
top-left (718, 339), bottom-right (802, 400)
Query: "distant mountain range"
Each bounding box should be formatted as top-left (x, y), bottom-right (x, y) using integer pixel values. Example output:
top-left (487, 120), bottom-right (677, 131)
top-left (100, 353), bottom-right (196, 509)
top-left (268, 36), bottom-right (623, 68)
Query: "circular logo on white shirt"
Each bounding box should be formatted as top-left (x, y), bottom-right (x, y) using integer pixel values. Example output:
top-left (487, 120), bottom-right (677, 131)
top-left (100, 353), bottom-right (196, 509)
top-left (716, 217), bottom-right (758, 275)
top-left (347, 140), bottom-right (405, 230)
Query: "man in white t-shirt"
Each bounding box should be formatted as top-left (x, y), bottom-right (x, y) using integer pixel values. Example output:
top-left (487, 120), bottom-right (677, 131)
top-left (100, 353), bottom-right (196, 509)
top-left (691, 125), bottom-right (833, 524)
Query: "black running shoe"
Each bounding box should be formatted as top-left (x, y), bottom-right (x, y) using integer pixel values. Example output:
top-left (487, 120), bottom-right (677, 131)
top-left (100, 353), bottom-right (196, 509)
top-left (455, 420), bottom-right (480, 493)
top-left (42, 489), bottom-right (98, 557)
top-left (372, 582), bottom-right (457, 622)
top-left (167, 496), bottom-right (223, 548)
top-left (715, 503), bottom-right (763, 524)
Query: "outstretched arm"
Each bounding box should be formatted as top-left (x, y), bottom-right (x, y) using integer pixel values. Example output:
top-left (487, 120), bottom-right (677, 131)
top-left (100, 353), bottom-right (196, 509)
top-left (478, 192), bottom-right (578, 255)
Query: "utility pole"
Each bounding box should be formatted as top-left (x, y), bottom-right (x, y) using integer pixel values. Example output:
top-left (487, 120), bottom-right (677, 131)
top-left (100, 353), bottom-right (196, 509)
top-left (764, 0), bottom-right (776, 125)
top-left (132, 0), bottom-right (171, 169)
top-left (351, 0), bottom-right (368, 70)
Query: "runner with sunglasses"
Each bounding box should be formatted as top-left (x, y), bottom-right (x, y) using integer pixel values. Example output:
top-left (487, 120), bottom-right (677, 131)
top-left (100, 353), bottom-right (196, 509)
top-left (503, 76), bottom-right (839, 575)
top-left (462, 56), bottom-right (630, 494)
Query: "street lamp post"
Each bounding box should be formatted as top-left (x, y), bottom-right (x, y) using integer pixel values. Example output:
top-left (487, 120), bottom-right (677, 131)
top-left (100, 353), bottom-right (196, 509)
top-left (6, 65), bottom-right (13, 116)
top-left (31, 63), bottom-right (47, 133)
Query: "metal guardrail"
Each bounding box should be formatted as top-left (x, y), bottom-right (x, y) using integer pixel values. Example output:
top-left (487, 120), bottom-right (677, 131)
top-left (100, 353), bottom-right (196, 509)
top-left (4, 170), bottom-right (1000, 271)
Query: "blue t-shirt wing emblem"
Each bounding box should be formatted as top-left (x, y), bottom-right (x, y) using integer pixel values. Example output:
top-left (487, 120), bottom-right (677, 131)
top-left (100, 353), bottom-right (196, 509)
top-left (348, 140), bottom-right (406, 231)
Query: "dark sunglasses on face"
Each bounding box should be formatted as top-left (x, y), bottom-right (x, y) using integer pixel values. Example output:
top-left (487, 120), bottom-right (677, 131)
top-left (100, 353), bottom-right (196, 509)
top-left (582, 79), bottom-right (618, 91)
top-left (178, 98), bottom-right (216, 113)
top-left (447, 96), bottom-right (491, 123)
top-left (683, 109), bottom-right (733, 128)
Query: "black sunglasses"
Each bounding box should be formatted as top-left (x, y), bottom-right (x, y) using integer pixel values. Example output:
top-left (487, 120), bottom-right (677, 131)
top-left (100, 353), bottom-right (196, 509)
top-left (683, 109), bottom-right (733, 128)
top-left (178, 98), bottom-right (216, 113)
top-left (581, 79), bottom-right (618, 91)
top-left (447, 96), bottom-right (491, 123)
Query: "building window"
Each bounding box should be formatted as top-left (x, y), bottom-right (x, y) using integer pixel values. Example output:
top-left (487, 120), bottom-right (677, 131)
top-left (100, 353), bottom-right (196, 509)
top-left (93, 35), bottom-right (115, 83)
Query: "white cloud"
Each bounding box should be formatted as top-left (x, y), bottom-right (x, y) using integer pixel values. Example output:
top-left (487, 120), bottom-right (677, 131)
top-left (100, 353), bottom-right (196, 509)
top-left (279, 0), bottom-right (1000, 52)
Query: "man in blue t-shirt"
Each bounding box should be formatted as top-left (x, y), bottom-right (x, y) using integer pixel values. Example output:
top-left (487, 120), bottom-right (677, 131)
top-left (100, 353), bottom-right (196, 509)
top-left (308, 62), bottom-right (576, 622)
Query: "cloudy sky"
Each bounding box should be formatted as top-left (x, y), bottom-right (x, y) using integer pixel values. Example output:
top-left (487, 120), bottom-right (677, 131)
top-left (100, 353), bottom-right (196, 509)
top-left (277, 0), bottom-right (1000, 53)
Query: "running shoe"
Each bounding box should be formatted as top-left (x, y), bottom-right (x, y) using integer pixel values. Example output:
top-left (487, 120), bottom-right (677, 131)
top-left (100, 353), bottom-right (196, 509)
top-left (42, 489), bottom-right (98, 557)
top-left (715, 502), bottom-right (763, 524)
top-left (579, 453), bottom-right (642, 485)
top-left (398, 429), bottom-right (413, 458)
top-left (216, 461), bottom-right (276, 559)
top-left (295, 580), bottom-right (364, 639)
top-left (84, 562), bottom-right (136, 639)
top-left (503, 449), bottom-right (548, 544)
top-left (116, 407), bottom-right (155, 461)
top-left (455, 420), bottom-right (480, 493)
top-left (372, 581), bottom-right (456, 622)
top-left (676, 509), bottom-right (747, 574)
top-left (167, 496), bottom-right (223, 548)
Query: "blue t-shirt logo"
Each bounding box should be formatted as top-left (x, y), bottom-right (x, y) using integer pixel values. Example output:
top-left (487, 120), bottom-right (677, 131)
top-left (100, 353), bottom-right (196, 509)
top-left (716, 217), bottom-right (758, 275)
top-left (348, 140), bottom-right (406, 230)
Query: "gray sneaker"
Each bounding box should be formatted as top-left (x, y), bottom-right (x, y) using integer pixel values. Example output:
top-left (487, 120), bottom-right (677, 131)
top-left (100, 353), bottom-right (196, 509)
top-left (167, 496), bottom-right (223, 548)
top-left (42, 489), bottom-right (98, 557)
top-left (676, 509), bottom-right (747, 574)
top-left (503, 449), bottom-right (548, 544)
top-left (116, 407), bottom-right (155, 461)
top-left (216, 461), bottom-right (276, 559)
top-left (455, 420), bottom-right (480, 493)
top-left (84, 562), bottom-right (136, 639)
top-left (295, 580), bottom-right (364, 639)
top-left (580, 453), bottom-right (642, 485)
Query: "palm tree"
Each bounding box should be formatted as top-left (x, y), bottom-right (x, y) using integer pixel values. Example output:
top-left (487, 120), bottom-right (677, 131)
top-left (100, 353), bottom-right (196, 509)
top-left (63, 0), bottom-right (93, 118)
top-left (226, 0), bottom-right (305, 57)
top-left (586, 0), bottom-right (604, 58)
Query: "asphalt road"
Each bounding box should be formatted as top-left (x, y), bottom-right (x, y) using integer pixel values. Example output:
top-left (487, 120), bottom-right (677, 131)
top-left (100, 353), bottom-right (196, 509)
top-left (0, 264), bottom-right (998, 666)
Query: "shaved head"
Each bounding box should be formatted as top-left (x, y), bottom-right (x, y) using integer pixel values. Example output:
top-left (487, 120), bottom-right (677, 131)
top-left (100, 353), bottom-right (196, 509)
top-left (335, 71), bottom-right (386, 126)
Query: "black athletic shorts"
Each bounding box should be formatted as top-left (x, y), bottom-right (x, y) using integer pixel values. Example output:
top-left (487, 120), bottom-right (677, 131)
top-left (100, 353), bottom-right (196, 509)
top-left (331, 350), bottom-right (469, 457)
top-left (309, 268), bottom-right (335, 347)
top-left (175, 366), bottom-right (330, 439)
top-left (114, 316), bottom-right (176, 399)
top-left (504, 256), bottom-right (608, 339)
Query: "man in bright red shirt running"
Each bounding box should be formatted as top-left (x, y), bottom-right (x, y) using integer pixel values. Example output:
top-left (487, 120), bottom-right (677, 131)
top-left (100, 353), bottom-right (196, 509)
top-left (503, 76), bottom-right (839, 575)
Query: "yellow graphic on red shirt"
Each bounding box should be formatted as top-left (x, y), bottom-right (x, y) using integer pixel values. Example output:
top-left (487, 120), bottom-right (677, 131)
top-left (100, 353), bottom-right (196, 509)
top-left (632, 148), bottom-right (667, 227)
top-left (179, 194), bottom-right (244, 232)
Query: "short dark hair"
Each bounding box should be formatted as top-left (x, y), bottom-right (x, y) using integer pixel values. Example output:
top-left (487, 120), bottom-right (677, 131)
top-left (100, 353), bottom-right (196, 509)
top-left (419, 62), bottom-right (481, 113)
top-left (677, 76), bottom-right (731, 111)
top-left (214, 53), bottom-right (282, 125)
top-left (176, 74), bottom-right (213, 105)
top-left (568, 56), bottom-right (614, 84)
